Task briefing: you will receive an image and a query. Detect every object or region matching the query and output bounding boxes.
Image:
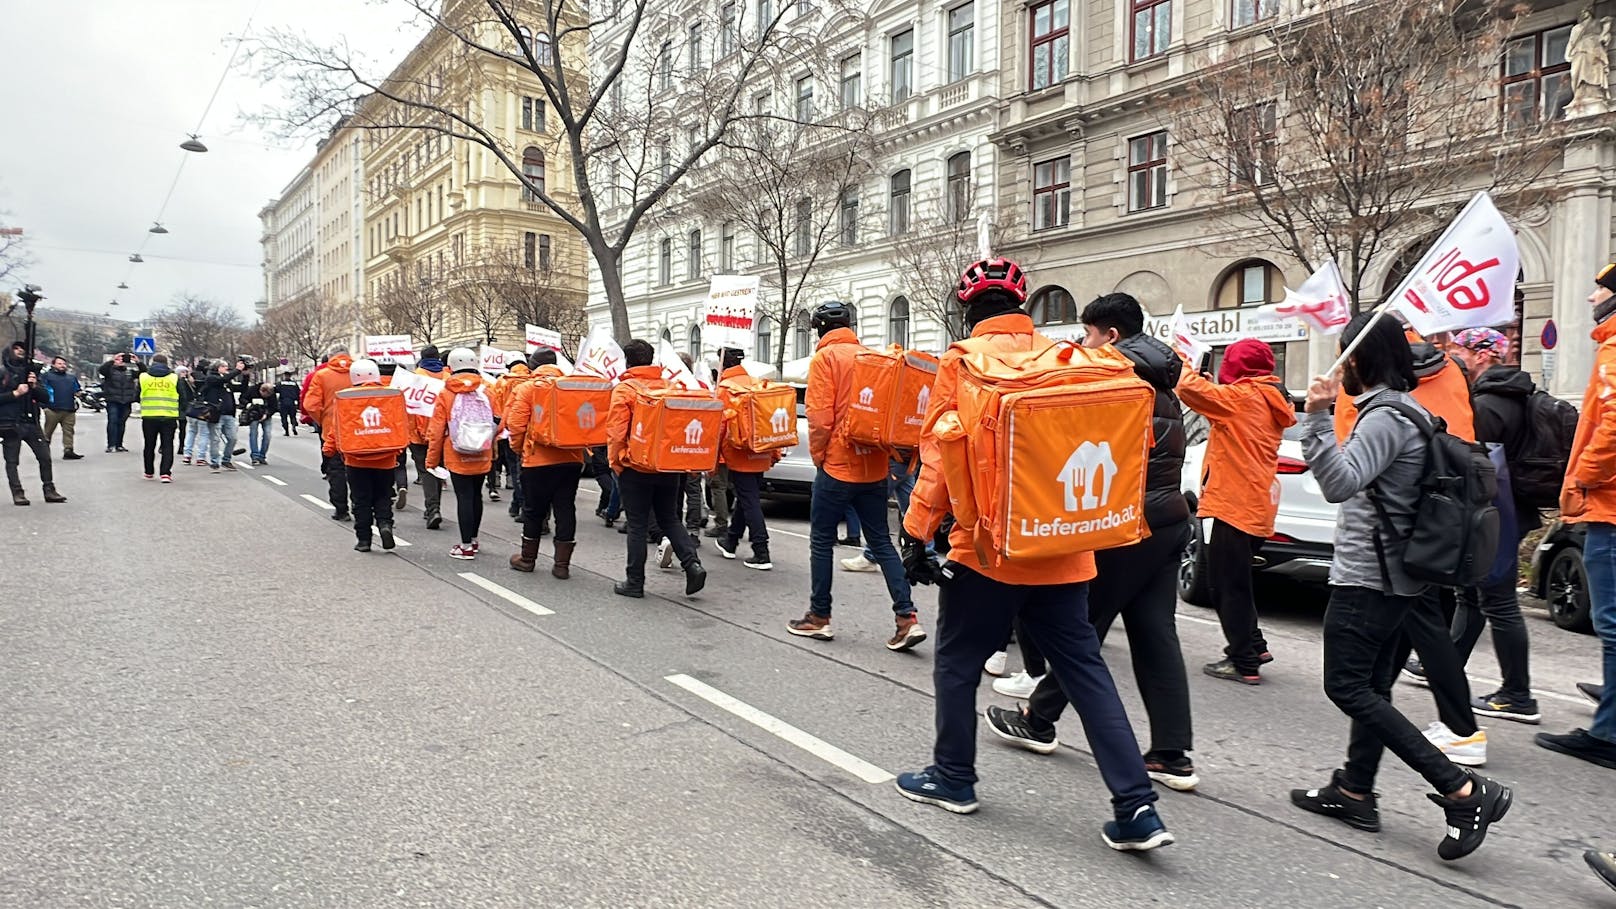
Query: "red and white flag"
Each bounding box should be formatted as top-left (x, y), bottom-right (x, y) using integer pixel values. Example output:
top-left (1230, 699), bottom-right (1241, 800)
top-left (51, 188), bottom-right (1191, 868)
top-left (1390, 192), bottom-right (1519, 337)
top-left (656, 338), bottom-right (710, 391)
top-left (1170, 305), bottom-right (1211, 366)
top-left (575, 325), bottom-right (626, 380)
top-left (1264, 259), bottom-right (1350, 336)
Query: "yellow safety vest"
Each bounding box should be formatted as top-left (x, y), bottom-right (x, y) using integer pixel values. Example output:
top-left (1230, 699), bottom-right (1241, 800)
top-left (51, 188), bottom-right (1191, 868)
top-left (139, 372), bottom-right (180, 419)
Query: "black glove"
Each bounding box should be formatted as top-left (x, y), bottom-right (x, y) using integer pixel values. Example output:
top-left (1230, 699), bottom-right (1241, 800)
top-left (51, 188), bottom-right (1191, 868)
top-left (901, 532), bottom-right (940, 586)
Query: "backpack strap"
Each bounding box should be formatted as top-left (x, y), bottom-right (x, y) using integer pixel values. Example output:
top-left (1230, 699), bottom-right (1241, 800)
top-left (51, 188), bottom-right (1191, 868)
top-left (1356, 397), bottom-right (1434, 591)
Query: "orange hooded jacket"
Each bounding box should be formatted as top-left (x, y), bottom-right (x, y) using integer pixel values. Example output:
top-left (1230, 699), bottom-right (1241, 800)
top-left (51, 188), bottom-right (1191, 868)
top-left (904, 312), bottom-right (1097, 586)
top-left (505, 365), bottom-right (585, 468)
top-left (491, 363), bottom-right (531, 416)
top-left (407, 364), bottom-right (450, 446)
top-left (301, 353), bottom-right (355, 431)
top-left (426, 372), bottom-right (496, 475)
top-left (321, 380), bottom-right (405, 469)
top-left (606, 365), bottom-right (669, 472)
top-left (1562, 316), bottom-right (1616, 524)
top-left (1177, 366), bottom-right (1297, 538)
top-left (806, 327), bottom-right (887, 484)
top-left (1334, 343), bottom-right (1476, 443)
top-left (717, 365), bottom-right (786, 474)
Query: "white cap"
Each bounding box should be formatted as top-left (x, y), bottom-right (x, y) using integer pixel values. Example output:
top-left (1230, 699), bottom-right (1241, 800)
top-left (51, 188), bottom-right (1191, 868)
top-left (447, 347), bottom-right (478, 372)
top-left (349, 358), bottom-right (381, 385)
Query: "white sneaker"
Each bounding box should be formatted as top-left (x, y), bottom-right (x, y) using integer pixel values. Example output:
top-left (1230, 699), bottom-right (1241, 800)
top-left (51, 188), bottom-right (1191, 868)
top-left (1422, 721), bottom-right (1487, 767)
top-left (658, 540), bottom-right (674, 570)
top-left (840, 553), bottom-right (877, 572)
top-left (992, 671), bottom-right (1044, 700)
top-left (983, 650), bottom-right (1008, 677)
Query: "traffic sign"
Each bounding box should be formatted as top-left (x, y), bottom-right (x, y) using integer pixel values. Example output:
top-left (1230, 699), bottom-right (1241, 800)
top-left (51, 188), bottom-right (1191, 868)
top-left (132, 336), bottom-right (155, 356)
top-left (1541, 319), bottom-right (1557, 351)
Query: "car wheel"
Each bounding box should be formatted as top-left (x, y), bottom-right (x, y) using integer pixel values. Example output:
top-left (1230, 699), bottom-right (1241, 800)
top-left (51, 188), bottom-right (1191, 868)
top-left (1546, 546), bottom-right (1594, 634)
top-left (1179, 519), bottom-right (1213, 607)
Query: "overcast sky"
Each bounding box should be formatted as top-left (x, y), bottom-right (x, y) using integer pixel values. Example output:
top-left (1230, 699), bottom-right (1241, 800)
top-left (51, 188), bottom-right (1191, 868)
top-left (0, 1), bottom-right (424, 329)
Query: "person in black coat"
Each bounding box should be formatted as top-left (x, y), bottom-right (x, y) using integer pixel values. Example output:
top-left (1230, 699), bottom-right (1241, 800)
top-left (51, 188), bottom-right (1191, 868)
top-left (275, 372), bottom-right (302, 436)
top-left (97, 353), bottom-right (142, 452)
top-left (1, 341), bottom-right (65, 505)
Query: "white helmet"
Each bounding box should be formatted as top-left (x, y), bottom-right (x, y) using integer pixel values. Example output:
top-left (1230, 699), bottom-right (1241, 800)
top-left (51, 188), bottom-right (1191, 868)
top-left (447, 347), bottom-right (478, 372)
top-left (349, 358), bottom-right (381, 385)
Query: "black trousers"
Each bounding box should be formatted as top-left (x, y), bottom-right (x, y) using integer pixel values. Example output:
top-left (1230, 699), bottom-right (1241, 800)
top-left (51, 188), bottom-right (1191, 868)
top-left (1208, 519), bottom-right (1268, 673)
top-left (619, 469), bottom-right (698, 584)
top-left (348, 466), bottom-right (395, 542)
top-left (1392, 589), bottom-right (1479, 737)
top-left (523, 463), bottom-right (582, 542)
top-left (1028, 521), bottom-right (1193, 756)
top-left (409, 443), bottom-right (442, 520)
top-left (323, 453), bottom-right (349, 515)
top-left (488, 444), bottom-right (504, 490)
top-left (141, 418), bottom-right (177, 476)
top-left (684, 472), bottom-right (705, 529)
top-left (280, 406), bottom-right (298, 434)
top-left (723, 470), bottom-right (769, 552)
top-left (450, 471), bottom-right (487, 544)
top-left (1327, 586), bottom-right (1469, 796)
top-left (1453, 579), bottom-right (1532, 703)
top-left (0, 420), bottom-right (52, 490)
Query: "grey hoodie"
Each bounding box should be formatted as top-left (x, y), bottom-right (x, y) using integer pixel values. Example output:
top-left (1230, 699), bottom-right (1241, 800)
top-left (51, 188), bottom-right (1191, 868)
top-left (1301, 386), bottom-right (1429, 596)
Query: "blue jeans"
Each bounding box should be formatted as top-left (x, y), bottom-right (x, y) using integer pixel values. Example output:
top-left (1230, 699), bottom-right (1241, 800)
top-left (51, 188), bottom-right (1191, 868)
top-left (865, 458), bottom-right (931, 559)
top-left (209, 415), bottom-right (238, 466)
top-left (184, 417), bottom-right (204, 458)
top-left (810, 468), bottom-right (912, 618)
top-left (1582, 523), bottom-right (1616, 743)
top-left (249, 419), bottom-right (273, 461)
top-left (105, 401), bottom-right (131, 448)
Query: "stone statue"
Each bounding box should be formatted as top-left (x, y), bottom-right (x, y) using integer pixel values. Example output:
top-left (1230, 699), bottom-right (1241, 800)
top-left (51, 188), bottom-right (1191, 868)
top-left (1567, 8), bottom-right (1612, 107)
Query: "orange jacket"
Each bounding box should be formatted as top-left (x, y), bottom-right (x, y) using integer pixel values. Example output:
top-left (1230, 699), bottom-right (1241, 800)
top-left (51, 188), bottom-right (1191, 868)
top-left (426, 372), bottom-right (496, 475)
top-left (505, 365), bottom-right (585, 468)
top-left (1562, 316), bottom-right (1616, 524)
top-left (1177, 366), bottom-right (1297, 538)
top-left (904, 312), bottom-right (1096, 586)
top-left (406, 365), bottom-right (450, 446)
top-left (717, 365), bottom-right (785, 474)
top-left (806, 327), bottom-right (886, 484)
top-left (321, 380), bottom-right (405, 469)
top-left (490, 363), bottom-right (530, 418)
top-left (1334, 353), bottom-right (1476, 443)
top-left (301, 353), bottom-right (355, 430)
top-left (606, 365), bottom-right (669, 472)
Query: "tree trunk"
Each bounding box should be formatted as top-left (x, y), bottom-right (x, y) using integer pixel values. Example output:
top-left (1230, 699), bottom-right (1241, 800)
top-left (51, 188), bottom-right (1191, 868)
top-left (588, 238), bottom-right (631, 344)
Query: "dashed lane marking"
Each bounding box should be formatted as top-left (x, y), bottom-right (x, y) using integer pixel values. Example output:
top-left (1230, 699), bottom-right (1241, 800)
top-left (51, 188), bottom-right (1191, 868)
top-left (300, 494), bottom-right (336, 511)
top-left (664, 673), bottom-right (895, 784)
top-left (261, 475), bottom-right (287, 487)
top-left (1177, 612), bottom-right (1221, 628)
top-left (771, 528), bottom-right (810, 541)
top-left (457, 572), bottom-right (554, 616)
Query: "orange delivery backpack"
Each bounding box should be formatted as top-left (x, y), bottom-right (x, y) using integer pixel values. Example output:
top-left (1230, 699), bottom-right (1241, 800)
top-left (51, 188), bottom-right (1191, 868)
top-left (332, 386), bottom-right (410, 457)
top-left (726, 380), bottom-right (799, 453)
top-left (841, 346), bottom-right (940, 453)
top-left (933, 335), bottom-right (1155, 569)
top-left (528, 375), bottom-right (613, 450)
top-left (625, 387), bottom-right (725, 473)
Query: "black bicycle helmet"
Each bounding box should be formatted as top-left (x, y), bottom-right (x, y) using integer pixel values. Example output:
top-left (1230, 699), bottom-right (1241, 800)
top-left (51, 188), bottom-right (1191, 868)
top-left (809, 301), bottom-right (854, 332)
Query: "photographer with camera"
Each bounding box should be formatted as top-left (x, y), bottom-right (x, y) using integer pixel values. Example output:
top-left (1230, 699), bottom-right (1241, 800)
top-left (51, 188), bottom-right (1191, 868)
top-left (97, 352), bottom-right (142, 453)
top-left (199, 358), bottom-right (249, 472)
top-left (1, 341), bottom-right (65, 505)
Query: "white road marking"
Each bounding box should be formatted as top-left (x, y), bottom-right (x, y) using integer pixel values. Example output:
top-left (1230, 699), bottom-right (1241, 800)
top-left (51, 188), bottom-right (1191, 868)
top-left (664, 674), bottom-right (895, 784)
top-left (391, 535), bottom-right (412, 547)
top-left (1176, 612), bottom-right (1221, 628)
top-left (300, 494), bottom-right (336, 511)
top-left (771, 528), bottom-right (811, 541)
top-left (261, 475), bottom-right (288, 487)
top-left (235, 462), bottom-right (253, 470)
top-left (458, 572), bottom-right (554, 616)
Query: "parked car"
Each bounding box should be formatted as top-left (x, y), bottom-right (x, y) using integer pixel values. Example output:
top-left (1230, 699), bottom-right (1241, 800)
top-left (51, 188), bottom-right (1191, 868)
top-left (1530, 518), bottom-right (1592, 633)
top-left (1178, 420), bottom-right (1338, 605)
top-left (762, 390), bottom-right (813, 500)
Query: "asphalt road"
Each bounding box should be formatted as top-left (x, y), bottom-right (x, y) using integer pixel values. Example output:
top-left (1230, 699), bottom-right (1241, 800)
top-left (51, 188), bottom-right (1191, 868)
top-left (4, 413), bottom-right (1612, 908)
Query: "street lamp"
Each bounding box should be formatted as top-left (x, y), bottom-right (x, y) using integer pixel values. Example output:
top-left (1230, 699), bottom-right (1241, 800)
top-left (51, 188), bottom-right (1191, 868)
top-left (149, 222), bottom-right (169, 235)
top-left (110, 299), bottom-right (119, 307)
top-left (180, 135), bottom-right (209, 153)
top-left (117, 282), bottom-right (128, 289)
top-left (128, 254), bottom-right (144, 263)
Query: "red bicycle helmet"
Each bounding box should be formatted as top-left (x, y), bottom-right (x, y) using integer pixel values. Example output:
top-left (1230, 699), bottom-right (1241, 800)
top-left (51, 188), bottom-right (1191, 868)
top-left (957, 257), bottom-right (1028, 304)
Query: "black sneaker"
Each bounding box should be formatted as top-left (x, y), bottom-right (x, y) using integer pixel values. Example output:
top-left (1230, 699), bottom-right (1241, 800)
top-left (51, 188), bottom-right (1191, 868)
top-left (1203, 659), bottom-right (1261, 685)
top-left (1471, 692), bottom-right (1541, 724)
top-left (1291, 771), bottom-right (1380, 832)
top-left (1144, 752), bottom-right (1200, 792)
top-left (1401, 658), bottom-right (1429, 687)
top-left (1578, 682), bottom-right (1605, 705)
top-left (426, 514), bottom-right (442, 530)
top-left (332, 511), bottom-right (352, 522)
top-left (1534, 728), bottom-right (1616, 770)
top-left (1429, 769), bottom-right (1512, 861)
top-left (613, 580), bottom-right (645, 599)
top-left (354, 540), bottom-right (372, 552)
top-left (744, 553), bottom-right (773, 571)
top-left (984, 704), bottom-right (1058, 755)
top-left (1587, 851), bottom-right (1616, 893)
top-left (713, 537), bottom-right (738, 560)
top-left (379, 524), bottom-right (396, 551)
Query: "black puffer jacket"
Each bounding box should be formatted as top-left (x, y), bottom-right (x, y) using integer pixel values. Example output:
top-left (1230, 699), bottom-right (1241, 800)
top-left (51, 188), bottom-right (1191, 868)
top-left (1116, 332), bottom-right (1191, 530)
top-left (98, 359), bottom-right (141, 404)
top-left (1469, 364), bottom-right (1542, 534)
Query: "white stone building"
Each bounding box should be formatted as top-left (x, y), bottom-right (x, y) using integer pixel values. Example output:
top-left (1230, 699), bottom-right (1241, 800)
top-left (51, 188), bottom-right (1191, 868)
top-left (258, 166), bottom-right (318, 316)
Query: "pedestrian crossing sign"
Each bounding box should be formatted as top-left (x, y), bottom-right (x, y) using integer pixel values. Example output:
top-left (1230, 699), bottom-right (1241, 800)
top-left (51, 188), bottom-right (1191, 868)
top-left (133, 336), bottom-right (155, 356)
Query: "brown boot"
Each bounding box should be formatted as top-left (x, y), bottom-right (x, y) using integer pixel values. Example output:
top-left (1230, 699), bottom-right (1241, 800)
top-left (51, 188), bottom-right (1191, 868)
top-left (509, 536), bottom-right (540, 572)
top-left (551, 540), bottom-right (576, 580)
top-left (42, 484), bottom-right (66, 504)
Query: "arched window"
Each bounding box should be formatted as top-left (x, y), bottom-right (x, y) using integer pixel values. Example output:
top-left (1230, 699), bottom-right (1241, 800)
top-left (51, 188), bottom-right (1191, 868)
top-left (688, 228), bottom-right (703, 279)
top-left (522, 147), bottom-right (546, 201)
top-left (1028, 286), bottom-right (1077, 325)
top-left (889, 169), bottom-right (911, 235)
top-left (688, 322), bottom-right (702, 357)
top-left (660, 326), bottom-right (673, 344)
top-left (1215, 259), bottom-right (1281, 309)
top-left (794, 310), bottom-right (812, 359)
top-left (889, 296), bottom-right (910, 347)
top-left (757, 314), bottom-right (774, 362)
top-left (534, 32), bottom-right (554, 65)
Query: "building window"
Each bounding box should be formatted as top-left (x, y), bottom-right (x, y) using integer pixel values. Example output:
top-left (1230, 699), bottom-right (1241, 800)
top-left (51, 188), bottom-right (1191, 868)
top-left (889, 169), bottom-right (912, 235)
top-left (658, 237), bottom-right (672, 286)
top-left (1030, 0), bottom-right (1070, 90)
top-left (1233, 103), bottom-right (1276, 187)
top-left (795, 75), bottom-right (814, 122)
top-left (523, 231), bottom-right (537, 269)
top-left (522, 146), bottom-right (546, 200)
top-left (835, 186), bottom-right (859, 246)
top-left (1216, 260), bottom-right (1282, 309)
top-left (721, 2), bottom-right (738, 56)
top-left (758, 0), bottom-right (774, 32)
top-left (946, 151), bottom-right (971, 223)
top-left (1032, 157), bottom-right (1070, 231)
top-left (758, 314), bottom-right (774, 361)
top-left (891, 30), bottom-right (914, 102)
top-left (889, 296), bottom-right (910, 347)
top-left (659, 142), bottom-right (672, 181)
top-left (688, 228), bottom-right (703, 279)
top-left (535, 32), bottom-right (553, 64)
top-left (840, 54), bottom-right (862, 109)
top-left (720, 221), bottom-right (736, 271)
top-left (1131, 0), bottom-right (1170, 62)
top-left (794, 197), bottom-right (813, 257)
top-left (753, 90), bottom-right (771, 116)
top-left (689, 23), bottom-right (703, 71)
top-left (539, 234), bottom-right (552, 270)
top-left (794, 310), bottom-right (812, 359)
top-left (1232, 0), bottom-right (1277, 28)
top-left (948, 3), bottom-right (975, 83)
top-left (1028, 287), bottom-right (1077, 325)
top-left (688, 323), bottom-right (702, 358)
top-left (1502, 25), bottom-right (1572, 127)
top-left (521, 96), bottom-right (545, 131)
top-left (658, 41), bottom-right (672, 90)
top-left (1127, 132), bottom-right (1168, 212)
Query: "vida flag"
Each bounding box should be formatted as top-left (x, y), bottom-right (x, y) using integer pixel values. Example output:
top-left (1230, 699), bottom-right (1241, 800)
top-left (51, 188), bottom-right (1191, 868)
top-left (655, 337), bottom-right (709, 391)
top-left (575, 325), bottom-right (626, 380)
top-left (1389, 192), bottom-right (1519, 336)
top-left (1170, 305), bottom-right (1212, 366)
top-left (1264, 259), bottom-right (1351, 336)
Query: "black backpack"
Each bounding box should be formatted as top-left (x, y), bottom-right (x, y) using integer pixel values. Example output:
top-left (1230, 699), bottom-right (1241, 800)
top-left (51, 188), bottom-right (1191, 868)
top-left (1507, 389), bottom-right (1579, 508)
top-left (1361, 399), bottom-right (1500, 589)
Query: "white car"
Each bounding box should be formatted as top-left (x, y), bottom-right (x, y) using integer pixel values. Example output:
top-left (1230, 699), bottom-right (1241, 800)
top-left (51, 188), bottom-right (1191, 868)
top-left (1177, 420), bottom-right (1338, 605)
top-left (762, 389), bottom-right (814, 500)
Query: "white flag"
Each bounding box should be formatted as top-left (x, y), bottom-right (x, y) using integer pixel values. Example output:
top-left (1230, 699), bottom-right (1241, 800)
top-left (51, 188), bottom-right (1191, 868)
top-left (575, 325), bottom-right (626, 380)
top-left (1170, 305), bottom-right (1212, 366)
top-left (553, 350), bottom-right (575, 374)
top-left (1389, 192), bottom-right (1519, 336)
top-left (388, 369), bottom-right (446, 418)
top-left (655, 337), bottom-right (709, 391)
top-left (1264, 259), bottom-right (1351, 336)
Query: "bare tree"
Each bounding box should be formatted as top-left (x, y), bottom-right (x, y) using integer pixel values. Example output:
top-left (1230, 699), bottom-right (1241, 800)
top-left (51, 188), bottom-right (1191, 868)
top-left (1168, 0), bottom-right (1563, 312)
top-left (254, 0), bottom-right (851, 343)
top-left (370, 272), bottom-right (452, 346)
top-left (449, 243), bottom-right (587, 350)
top-left (154, 294), bottom-right (248, 363)
top-left (884, 187), bottom-right (1021, 344)
top-left (0, 219), bottom-right (29, 288)
top-left (257, 294), bottom-right (349, 368)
